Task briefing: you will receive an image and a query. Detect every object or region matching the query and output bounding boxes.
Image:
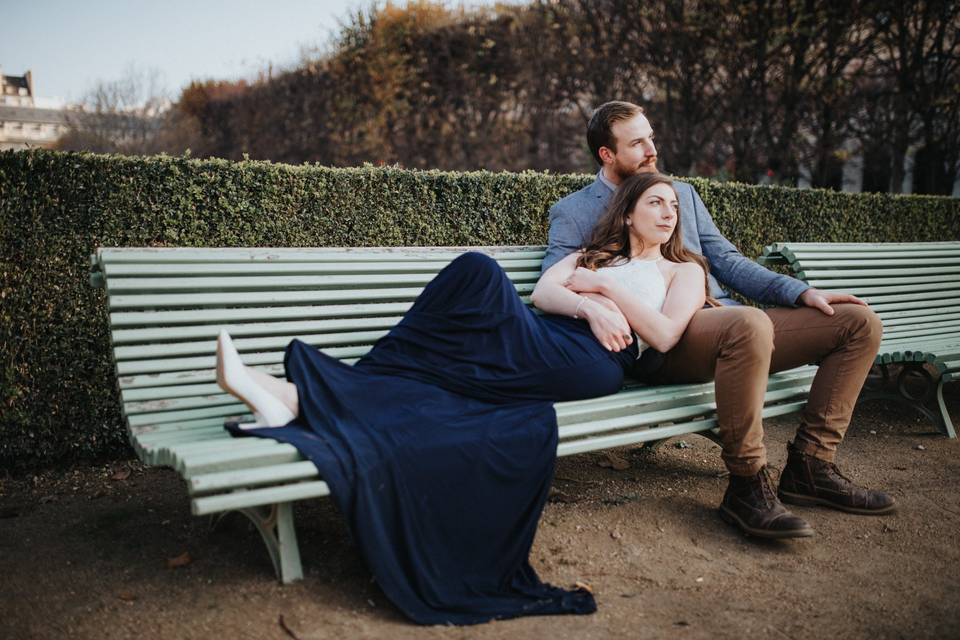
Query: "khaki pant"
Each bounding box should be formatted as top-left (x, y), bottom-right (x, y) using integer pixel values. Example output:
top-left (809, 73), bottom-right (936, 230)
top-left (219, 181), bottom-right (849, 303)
top-left (656, 304), bottom-right (883, 476)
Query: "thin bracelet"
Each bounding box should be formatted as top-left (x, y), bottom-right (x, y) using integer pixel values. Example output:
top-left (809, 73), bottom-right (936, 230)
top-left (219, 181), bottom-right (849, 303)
top-left (573, 296), bottom-right (587, 319)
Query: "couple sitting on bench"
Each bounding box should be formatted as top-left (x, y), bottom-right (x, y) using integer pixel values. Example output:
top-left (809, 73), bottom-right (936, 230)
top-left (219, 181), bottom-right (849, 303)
top-left (215, 101), bottom-right (894, 625)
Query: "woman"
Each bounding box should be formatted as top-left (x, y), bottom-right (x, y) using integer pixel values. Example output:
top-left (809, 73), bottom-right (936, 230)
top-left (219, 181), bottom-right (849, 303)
top-left (216, 173), bottom-right (711, 625)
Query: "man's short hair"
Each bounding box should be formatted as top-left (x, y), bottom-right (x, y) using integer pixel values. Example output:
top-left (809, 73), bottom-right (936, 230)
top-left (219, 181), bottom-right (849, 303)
top-left (587, 101), bottom-right (645, 166)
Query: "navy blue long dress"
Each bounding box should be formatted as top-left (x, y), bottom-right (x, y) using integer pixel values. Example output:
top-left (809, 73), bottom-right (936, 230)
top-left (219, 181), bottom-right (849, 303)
top-left (227, 252), bottom-right (644, 625)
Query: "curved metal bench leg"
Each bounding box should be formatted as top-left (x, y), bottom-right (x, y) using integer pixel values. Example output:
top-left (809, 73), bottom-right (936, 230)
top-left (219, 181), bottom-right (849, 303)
top-left (643, 427), bottom-right (723, 452)
top-left (641, 438), bottom-right (670, 451)
top-left (936, 380), bottom-right (956, 439)
top-left (858, 363), bottom-right (953, 437)
top-left (239, 502), bottom-right (303, 584)
top-left (699, 428), bottom-right (724, 447)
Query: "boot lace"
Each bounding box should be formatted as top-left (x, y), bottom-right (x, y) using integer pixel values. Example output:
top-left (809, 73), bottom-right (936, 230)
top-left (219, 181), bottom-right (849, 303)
top-left (817, 460), bottom-right (853, 484)
top-left (819, 460), bottom-right (853, 486)
top-left (756, 466), bottom-right (780, 507)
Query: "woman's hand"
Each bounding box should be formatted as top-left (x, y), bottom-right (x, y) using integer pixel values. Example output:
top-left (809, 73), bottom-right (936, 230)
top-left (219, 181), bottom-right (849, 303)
top-left (580, 292), bottom-right (621, 313)
top-left (563, 267), bottom-right (611, 294)
top-left (581, 299), bottom-right (633, 352)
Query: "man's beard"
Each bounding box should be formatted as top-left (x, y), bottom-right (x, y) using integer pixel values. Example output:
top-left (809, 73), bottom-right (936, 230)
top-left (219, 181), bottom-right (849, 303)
top-left (613, 158), bottom-right (658, 180)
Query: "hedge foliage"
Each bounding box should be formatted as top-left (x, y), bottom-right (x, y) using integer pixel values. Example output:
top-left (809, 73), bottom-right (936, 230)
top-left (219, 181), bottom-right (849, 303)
top-left (2, 149), bottom-right (958, 471)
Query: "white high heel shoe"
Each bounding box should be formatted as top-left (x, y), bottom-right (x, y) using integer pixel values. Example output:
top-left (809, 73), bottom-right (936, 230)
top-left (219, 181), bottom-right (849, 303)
top-left (216, 330), bottom-right (295, 428)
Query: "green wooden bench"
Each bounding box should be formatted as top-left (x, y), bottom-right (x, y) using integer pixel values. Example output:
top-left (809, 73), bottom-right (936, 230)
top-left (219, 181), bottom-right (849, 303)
top-left (90, 246), bottom-right (817, 584)
top-left (760, 241), bottom-right (960, 438)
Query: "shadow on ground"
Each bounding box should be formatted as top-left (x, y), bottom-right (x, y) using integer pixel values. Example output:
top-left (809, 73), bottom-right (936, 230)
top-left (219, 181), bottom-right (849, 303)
top-left (3, 388), bottom-right (959, 639)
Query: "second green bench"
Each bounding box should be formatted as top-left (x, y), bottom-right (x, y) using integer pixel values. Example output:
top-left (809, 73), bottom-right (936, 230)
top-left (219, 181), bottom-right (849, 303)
top-left (760, 241), bottom-right (959, 438)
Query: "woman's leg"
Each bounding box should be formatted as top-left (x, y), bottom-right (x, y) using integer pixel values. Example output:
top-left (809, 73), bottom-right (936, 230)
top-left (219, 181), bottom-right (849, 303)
top-left (246, 366), bottom-right (299, 416)
top-left (216, 330), bottom-right (297, 427)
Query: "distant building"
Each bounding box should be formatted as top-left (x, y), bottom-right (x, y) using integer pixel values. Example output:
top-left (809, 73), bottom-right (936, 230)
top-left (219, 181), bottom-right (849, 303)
top-left (0, 68), bottom-right (69, 150)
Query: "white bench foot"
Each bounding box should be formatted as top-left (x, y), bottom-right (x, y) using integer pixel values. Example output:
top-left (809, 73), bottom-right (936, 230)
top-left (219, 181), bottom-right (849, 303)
top-left (239, 502), bottom-right (304, 583)
top-left (936, 380), bottom-right (956, 439)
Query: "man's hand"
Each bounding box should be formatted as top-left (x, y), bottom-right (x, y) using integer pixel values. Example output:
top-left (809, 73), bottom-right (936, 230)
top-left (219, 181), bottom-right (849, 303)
top-left (798, 288), bottom-right (867, 316)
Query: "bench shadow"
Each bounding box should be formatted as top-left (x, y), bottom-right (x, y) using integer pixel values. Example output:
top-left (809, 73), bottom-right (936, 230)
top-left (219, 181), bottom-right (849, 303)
top-left (209, 503), bottom-right (409, 621)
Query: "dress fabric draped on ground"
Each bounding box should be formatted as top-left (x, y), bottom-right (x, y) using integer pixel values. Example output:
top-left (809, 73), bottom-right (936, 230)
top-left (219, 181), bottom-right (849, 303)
top-left (226, 252), bottom-right (641, 624)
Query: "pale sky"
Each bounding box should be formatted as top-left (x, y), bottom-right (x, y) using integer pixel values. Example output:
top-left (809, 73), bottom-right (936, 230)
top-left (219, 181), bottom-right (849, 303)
top-left (2, 0), bottom-right (513, 107)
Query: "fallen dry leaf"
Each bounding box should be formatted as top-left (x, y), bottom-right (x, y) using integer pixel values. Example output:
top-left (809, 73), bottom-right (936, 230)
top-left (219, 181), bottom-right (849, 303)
top-left (167, 551), bottom-right (192, 568)
top-left (574, 580), bottom-right (594, 594)
top-left (278, 614), bottom-right (302, 640)
top-left (110, 468), bottom-right (131, 481)
top-left (601, 452), bottom-right (630, 470)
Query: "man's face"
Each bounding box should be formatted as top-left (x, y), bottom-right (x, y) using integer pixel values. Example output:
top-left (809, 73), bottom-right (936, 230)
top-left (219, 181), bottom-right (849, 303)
top-left (604, 114), bottom-right (658, 181)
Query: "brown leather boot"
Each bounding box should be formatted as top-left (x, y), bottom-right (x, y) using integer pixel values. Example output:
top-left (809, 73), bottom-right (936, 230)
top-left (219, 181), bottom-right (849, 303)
top-left (778, 440), bottom-right (896, 515)
top-left (719, 467), bottom-right (814, 539)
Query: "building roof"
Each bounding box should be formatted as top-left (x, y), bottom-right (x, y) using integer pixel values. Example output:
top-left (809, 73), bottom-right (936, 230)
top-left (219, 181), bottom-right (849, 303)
top-left (0, 105), bottom-right (68, 125)
top-left (3, 75), bottom-right (30, 91)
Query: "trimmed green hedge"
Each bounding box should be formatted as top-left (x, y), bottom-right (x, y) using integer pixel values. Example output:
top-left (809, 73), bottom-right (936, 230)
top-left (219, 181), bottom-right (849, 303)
top-left (2, 149), bottom-right (958, 471)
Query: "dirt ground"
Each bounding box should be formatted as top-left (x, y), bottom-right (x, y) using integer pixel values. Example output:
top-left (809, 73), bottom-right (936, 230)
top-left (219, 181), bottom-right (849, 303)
top-left (3, 389), bottom-right (960, 640)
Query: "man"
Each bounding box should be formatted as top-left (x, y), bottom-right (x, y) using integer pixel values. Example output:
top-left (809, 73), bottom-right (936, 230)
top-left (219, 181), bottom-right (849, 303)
top-left (543, 101), bottom-right (894, 539)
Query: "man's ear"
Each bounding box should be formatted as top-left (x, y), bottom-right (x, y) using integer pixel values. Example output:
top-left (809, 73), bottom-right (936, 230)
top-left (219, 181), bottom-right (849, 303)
top-left (597, 146), bottom-right (615, 165)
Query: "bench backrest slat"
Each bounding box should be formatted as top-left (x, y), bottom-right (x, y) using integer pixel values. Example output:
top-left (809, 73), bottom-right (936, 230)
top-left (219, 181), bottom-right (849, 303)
top-left (761, 242), bottom-right (960, 370)
top-left (93, 247), bottom-right (546, 433)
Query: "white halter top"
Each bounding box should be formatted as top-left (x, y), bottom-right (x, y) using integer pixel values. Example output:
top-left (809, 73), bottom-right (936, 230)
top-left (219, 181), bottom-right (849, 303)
top-left (596, 256), bottom-right (667, 354)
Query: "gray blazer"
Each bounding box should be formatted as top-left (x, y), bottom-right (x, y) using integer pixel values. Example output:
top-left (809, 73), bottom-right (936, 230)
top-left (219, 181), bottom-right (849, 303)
top-left (541, 175), bottom-right (809, 307)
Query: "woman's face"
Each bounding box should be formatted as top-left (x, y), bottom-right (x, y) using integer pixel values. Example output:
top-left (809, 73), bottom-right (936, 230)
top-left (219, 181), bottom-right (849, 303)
top-left (625, 182), bottom-right (679, 247)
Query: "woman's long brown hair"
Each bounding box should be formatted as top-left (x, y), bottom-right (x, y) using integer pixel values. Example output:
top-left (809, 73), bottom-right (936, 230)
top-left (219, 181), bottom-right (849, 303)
top-left (577, 173), bottom-right (718, 306)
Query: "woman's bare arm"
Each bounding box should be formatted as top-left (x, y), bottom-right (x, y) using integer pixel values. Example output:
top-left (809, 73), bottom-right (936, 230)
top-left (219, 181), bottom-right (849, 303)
top-left (564, 262), bottom-right (706, 353)
top-left (532, 253), bottom-right (634, 352)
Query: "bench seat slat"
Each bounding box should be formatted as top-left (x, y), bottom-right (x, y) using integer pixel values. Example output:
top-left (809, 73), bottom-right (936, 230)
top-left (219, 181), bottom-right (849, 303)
top-left (136, 426), bottom-right (227, 445)
top-left (189, 462), bottom-right (322, 495)
top-left (179, 452), bottom-right (305, 478)
top-left (154, 438), bottom-right (271, 465)
top-left (550, 375), bottom-right (812, 424)
top-left (192, 481), bottom-right (333, 516)
top-left (557, 401), bottom-right (808, 458)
